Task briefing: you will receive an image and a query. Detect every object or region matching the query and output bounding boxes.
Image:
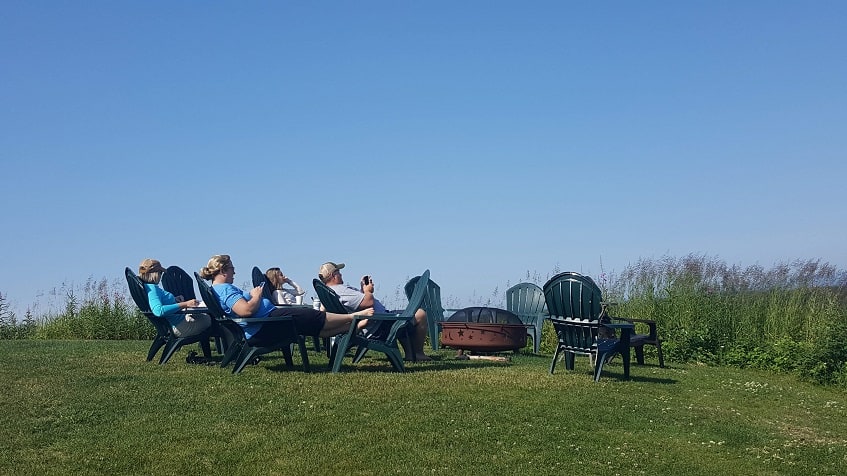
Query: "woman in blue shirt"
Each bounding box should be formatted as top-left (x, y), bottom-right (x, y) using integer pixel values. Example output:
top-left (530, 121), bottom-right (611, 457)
top-left (138, 258), bottom-right (212, 337)
top-left (198, 254), bottom-right (371, 345)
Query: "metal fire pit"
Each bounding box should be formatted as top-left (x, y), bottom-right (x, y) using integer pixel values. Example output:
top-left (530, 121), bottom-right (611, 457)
top-left (440, 307), bottom-right (528, 352)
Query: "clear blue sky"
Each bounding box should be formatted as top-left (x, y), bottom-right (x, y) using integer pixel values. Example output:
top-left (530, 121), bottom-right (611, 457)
top-left (2, 1), bottom-right (845, 315)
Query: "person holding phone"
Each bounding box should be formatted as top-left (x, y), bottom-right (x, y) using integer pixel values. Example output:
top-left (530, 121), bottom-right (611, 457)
top-left (199, 255), bottom-right (372, 345)
top-left (318, 261), bottom-right (431, 361)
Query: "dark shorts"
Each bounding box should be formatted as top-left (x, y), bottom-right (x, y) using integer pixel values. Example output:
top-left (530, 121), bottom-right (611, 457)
top-left (268, 307), bottom-right (327, 337)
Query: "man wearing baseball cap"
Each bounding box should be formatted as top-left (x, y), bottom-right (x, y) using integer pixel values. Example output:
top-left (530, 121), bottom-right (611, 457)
top-left (319, 261), bottom-right (431, 361)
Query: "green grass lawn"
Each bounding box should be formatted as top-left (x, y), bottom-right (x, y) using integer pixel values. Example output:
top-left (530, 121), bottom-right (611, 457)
top-left (1, 340), bottom-right (845, 475)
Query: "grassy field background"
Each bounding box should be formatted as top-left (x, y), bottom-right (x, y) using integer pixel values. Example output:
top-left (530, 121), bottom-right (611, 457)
top-left (2, 340), bottom-right (845, 475)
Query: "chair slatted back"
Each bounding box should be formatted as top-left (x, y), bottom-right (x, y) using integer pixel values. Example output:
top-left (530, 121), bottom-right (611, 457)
top-left (405, 275), bottom-right (445, 322)
top-left (161, 266), bottom-right (197, 302)
top-left (505, 282), bottom-right (546, 321)
top-left (125, 267), bottom-right (153, 314)
top-left (194, 272), bottom-right (230, 320)
top-left (252, 266), bottom-right (276, 302)
top-left (543, 272), bottom-right (602, 320)
top-left (311, 279), bottom-right (351, 315)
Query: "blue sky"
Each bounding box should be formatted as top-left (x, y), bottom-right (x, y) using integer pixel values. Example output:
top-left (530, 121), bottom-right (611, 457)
top-left (2, 1), bottom-right (845, 315)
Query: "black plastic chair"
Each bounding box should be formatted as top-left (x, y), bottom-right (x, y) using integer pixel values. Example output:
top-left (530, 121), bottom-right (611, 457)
top-left (162, 265), bottom-right (222, 354)
top-left (124, 267), bottom-right (212, 364)
top-left (252, 266), bottom-right (322, 353)
top-left (195, 272), bottom-right (310, 374)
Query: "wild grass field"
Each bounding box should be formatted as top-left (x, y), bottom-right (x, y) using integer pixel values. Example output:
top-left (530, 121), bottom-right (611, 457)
top-left (1, 255), bottom-right (846, 474)
top-left (1, 340), bottom-right (845, 475)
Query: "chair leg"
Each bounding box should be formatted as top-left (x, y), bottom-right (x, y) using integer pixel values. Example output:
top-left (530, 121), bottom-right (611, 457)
top-left (220, 341), bottom-right (243, 367)
top-left (281, 344), bottom-right (294, 368)
top-left (331, 335), bottom-right (352, 373)
top-left (298, 338), bottom-right (311, 373)
top-left (634, 345), bottom-right (645, 365)
top-left (385, 349), bottom-right (405, 372)
top-left (532, 329), bottom-right (541, 354)
top-left (199, 337), bottom-right (212, 359)
top-left (232, 347), bottom-right (258, 374)
top-left (324, 337), bottom-right (332, 358)
top-left (147, 336), bottom-right (166, 361)
top-left (621, 347), bottom-right (631, 380)
top-left (159, 341), bottom-right (181, 364)
top-left (656, 341), bottom-right (665, 368)
top-left (352, 345), bottom-right (369, 364)
top-left (549, 346), bottom-right (562, 374)
top-left (429, 320), bottom-right (440, 351)
top-left (594, 352), bottom-right (607, 382)
top-left (565, 352), bottom-right (576, 371)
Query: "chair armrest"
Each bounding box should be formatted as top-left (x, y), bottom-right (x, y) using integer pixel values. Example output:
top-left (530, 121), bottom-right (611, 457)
top-left (230, 316), bottom-right (295, 324)
top-left (613, 317), bottom-right (658, 340)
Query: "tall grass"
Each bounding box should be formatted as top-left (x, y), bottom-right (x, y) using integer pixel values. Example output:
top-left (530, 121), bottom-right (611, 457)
top-left (2, 255), bottom-right (846, 386)
top-left (0, 277), bottom-right (152, 341)
top-left (604, 254), bottom-right (847, 386)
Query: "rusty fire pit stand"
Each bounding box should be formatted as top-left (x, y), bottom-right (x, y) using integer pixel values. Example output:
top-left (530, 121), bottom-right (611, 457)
top-left (440, 307), bottom-right (529, 360)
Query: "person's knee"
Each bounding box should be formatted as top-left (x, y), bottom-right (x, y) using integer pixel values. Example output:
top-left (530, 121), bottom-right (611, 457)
top-left (415, 309), bottom-right (427, 324)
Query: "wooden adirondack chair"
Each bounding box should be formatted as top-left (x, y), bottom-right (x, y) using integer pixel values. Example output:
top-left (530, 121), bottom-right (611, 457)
top-left (505, 283), bottom-right (547, 353)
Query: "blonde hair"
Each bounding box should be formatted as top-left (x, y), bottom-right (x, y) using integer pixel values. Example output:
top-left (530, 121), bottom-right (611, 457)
top-left (265, 268), bottom-right (285, 290)
top-left (138, 259), bottom-right (165, 284)
top-left (199, 254), bottom-right (232, 280)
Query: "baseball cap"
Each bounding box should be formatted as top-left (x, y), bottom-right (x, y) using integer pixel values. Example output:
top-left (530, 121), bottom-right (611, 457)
top-left (138, 258), bottom-right (166, 275)
top-left (318, 262), bottom-right (344, 281)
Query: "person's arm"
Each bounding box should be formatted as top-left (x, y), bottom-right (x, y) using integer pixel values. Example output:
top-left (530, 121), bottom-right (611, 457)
top-left (231, 285), bottom-right (265, 317)
top-left (359, 277), bottom-right (377, 309)
top-left (147, 286), bottom-right (181, 317)
top-left (287, 280), bottom-right (305, 296)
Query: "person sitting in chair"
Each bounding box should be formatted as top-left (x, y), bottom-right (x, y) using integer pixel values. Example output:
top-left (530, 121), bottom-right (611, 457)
top-left (265, 267), bottom-right (306, 305)
top-left (138, 258), bottom-right (211, 338)
top-left (318, 261), bottom-right (431, 361)
top-left (199, 255), bottom-right (371, 344)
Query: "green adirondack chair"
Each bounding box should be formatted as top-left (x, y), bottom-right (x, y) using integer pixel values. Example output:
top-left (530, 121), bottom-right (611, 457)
top-left (505, 283), bottom-right (547, 353)
top-left (125, 267), bottom-right (213, 364)
top-left (404, 274), bottom-right (445, 351)
top-left (195, 272), bottom-right (310, 374)
top-left (313, 270), bottom-right (430, 372)
top-left (542, 272), bottom-right (634, 381)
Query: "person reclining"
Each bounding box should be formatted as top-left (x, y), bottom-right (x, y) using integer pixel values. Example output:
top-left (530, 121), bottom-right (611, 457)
top-left (199, 255), bottom-right (372, 345)
top-left (318, 261), bottom-right (431, 361)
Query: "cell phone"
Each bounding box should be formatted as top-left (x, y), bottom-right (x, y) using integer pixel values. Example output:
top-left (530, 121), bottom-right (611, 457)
top-left (363, 276), bottom-right (370, 285)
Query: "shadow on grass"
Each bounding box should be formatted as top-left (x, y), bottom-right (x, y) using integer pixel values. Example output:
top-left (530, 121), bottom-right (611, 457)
top-left (254, 352), bottom-right (514, 374)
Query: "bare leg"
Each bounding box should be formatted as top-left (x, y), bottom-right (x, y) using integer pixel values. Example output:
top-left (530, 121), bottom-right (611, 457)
top-left (319, 310), bottom-right (372, 337)
top-left (401, 309), bottom-right (431, 361)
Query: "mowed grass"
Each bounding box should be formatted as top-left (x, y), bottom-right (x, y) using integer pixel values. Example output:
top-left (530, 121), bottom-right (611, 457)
top-left (1, 340), bottom-right (846, 475)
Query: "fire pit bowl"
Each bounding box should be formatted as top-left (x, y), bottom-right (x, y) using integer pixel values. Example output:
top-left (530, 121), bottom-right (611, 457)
top-left (440, 307), bottom-right (528, 352)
